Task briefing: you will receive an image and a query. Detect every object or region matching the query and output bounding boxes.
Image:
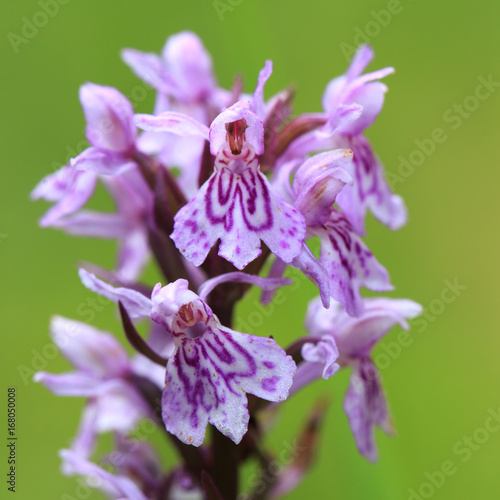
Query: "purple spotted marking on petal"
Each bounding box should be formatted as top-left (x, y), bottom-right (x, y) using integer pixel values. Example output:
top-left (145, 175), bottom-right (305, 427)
top-left (171, 146), bottom-right (305, 269)
top-left (162, 322), bottom-right (295, 446)
top-left (261, 375), bottom-right (280, 392)
top-left (152, 283), bottom-right (295, 446)
top-left (335, 133), bottom-right (407, 235)
top-left (316, 211), bottom-right (392, 316)
top-left (343, 357), bottom-right (392, 462)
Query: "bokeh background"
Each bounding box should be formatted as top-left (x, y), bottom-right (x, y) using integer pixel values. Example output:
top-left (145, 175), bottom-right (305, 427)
top-left (1, 0), bottom-right (499, 498)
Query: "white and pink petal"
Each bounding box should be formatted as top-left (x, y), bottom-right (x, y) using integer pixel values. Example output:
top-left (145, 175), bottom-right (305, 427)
top-left (49, 316), bottom-right (130, 377)
top-left (172, 166), bottom-right (305, 270)
top-left (79, 83), bottom-right (136, 153)
top-left (37, 168), bottom-right (97, 227)
top-left (162, 325), bottom-right (295, 446)
top-left (78, 269), bottom-right (152, 318)
top-left (317, 211), bottom-right (393, 316)
top-left (70, 147), bottom-right (135, 177)
top-left (336, 135), bottom-right (407, 235)
top-left (343, 357), bottom-right (392, 462)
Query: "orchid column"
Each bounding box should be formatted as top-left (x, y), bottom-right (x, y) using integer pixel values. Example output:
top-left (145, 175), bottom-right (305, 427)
top-left (33, 31), bottom-right (420, 500)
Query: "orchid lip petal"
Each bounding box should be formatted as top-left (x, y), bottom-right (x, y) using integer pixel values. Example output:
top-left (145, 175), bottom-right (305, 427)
top-left (336, 135), bottom-right (408, 235)
top-left (314, 211), bottom-right (393, 316)
top-left (343, 358), bottom-right (392, 462)
top-left (135, 279), bottom-right (298, 446)
top-left (162, 323), bottom-right (295, 446)
top-left (171, 152), bottom-right (306, 270)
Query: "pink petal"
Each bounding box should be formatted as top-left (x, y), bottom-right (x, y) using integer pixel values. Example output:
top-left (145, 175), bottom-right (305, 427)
top-left (320, 103), bottom-right (363, 136)
top-left (338, 82), bottom-right (389, 136)
top-left (150, 279), bottom-right (202, 332)
top-left (37, 168), bottom-right (97, 227)
top-left (335, 135), bottom-right (407, 235)
top-left (171, 165), bottom-right (305, 270)
top-left (209, 102), bottom-right (264, 155)
top-left (78, 269), bottom-right (152, 318)
top-left (334, 298), bottom-right (422, 357)
top-left (317, 211), bottom-right (393, 316)
top-left (134, 112), bottom-right (209, 138)
top-left (252, 60), bottom-right (273, 119)
top-left (121, 48), bottom-right (173, 94)
top-left (161, 31), bottom-right (215, 102)
top-left (79, 83), bottom-right (136, 152)
top-left (59, 449), bottom-right (149, 500)
top-left (70, 147), bottom-right (135, 176)
top-left (162, 325), bottom-right (295, 446)
top-left (293, 149), bottom-right (353, 225)
top-left (290, 245), bottom-right (330, 308)
top-left (346, 44), bottom-right (374, 80)
top-left (64, 404), bottom-right (98, 467)
top-left (94, 380), bottom-right (151, 433)
top-left (260, 257), bottom-right (287, 305)
top-left (301, 335), bottom-right (340, 379)
top-left (49, 316), bottom-right (129, 376)
top-left (343, 357), bottom-right (392, 462)
top-left (198, 271), bottom-right (291, 302)
top-left (50, 211), bottom-right (127, 238)
top-left (33, 372), bottom-right (100, 397)
top-left (31, 165), bottom-right (76, 203)
top-left (116, 229), bottom-right (150, 282)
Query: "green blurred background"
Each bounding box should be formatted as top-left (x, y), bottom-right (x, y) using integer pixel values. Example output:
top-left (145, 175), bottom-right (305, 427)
top-left (1, 0), bottom-right (499, 498)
